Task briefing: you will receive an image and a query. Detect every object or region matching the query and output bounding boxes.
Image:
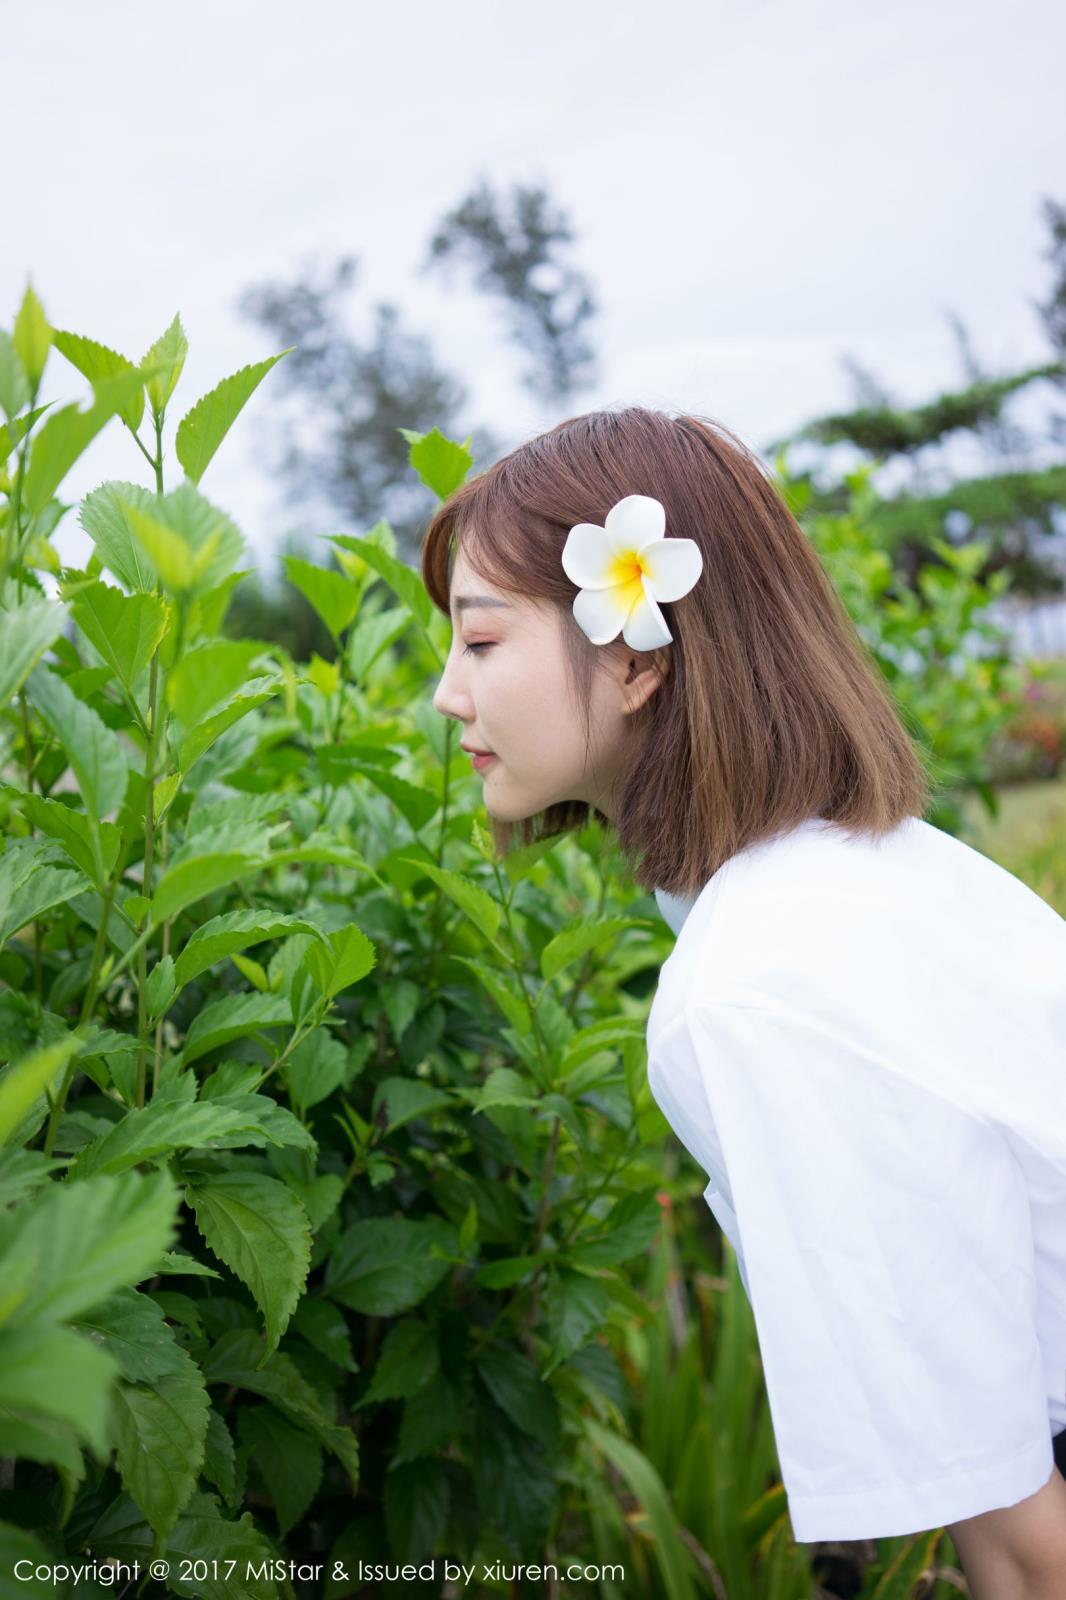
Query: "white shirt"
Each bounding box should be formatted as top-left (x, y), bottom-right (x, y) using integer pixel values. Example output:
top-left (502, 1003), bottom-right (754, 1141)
top-left (647, 814), bottom-right (1066, 1543)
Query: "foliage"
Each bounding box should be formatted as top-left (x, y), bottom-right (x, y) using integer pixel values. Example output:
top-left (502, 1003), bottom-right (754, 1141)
top-left (0, 281), bottom-right (1042, 1600)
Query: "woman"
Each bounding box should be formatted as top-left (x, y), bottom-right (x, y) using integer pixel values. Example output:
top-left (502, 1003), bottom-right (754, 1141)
top-left (423, 406), bottom-right (1066, 1578)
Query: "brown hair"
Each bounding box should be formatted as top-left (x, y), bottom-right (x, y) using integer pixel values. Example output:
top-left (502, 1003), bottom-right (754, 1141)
top-left (420, 406), bottom-right (931, 897)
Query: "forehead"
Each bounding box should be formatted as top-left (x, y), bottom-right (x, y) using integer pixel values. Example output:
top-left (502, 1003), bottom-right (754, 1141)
top-left (448, 545), bottom-right (513, 619)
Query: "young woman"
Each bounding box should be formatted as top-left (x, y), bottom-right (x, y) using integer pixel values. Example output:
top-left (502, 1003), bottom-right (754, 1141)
top-left (422, 406), bottom-right (1066, 1589)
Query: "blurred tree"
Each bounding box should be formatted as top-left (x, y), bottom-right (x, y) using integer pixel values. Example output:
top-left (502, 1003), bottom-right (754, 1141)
top-left (234, 255), bottom-right (489, 565)
top-left (767, 194), bottom-right (1066, 598)
top-left (421, 175), bottom-right (600, 403)
top-left (1035, 193), bottom-right (1066, 447)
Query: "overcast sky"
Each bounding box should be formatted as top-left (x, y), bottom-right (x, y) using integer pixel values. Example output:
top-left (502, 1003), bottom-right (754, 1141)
top-left (5, 0), bottom-right (1065, 575)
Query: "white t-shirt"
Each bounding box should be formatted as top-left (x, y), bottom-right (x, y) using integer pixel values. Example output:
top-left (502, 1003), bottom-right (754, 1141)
top-left (647, 813), bottom-right (1066, 1543)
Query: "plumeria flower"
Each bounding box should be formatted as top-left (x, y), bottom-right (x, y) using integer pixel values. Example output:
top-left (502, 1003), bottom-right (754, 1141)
top-left (561, 494), bottom-right (704, 650)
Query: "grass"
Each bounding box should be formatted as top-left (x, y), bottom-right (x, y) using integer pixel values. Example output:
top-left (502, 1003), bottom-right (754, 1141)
top-left (958, 772), bottom-right (1066, 917)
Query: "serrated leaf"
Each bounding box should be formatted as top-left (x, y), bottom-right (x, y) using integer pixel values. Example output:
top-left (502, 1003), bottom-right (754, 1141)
top-left (201, 1329), bottom-right (359, 1493)
top-left (139, 312), bottom-right (188, 419)
top-left (325, 1216), bottom-right (457, 1316)
top-left (283, 555), bottom-right (360, 638)
top-left (0, 327), bottom-right (30, 420)
top-left (540, 915), bottom-right (649, 982)
top-left (0, 591), bottom-right (71, 706)
top-left (24, 662), bottom-right (128, 825)
top-left (371, 1075), bottom-right (452, 1133)
top-left (149, 851), bottom-right (266, 928)
top-left (302, 922), bottom-right (376, 1001)
top-left (166, 638), bottom-right (274, 729)
top-left (0, 1169), bottom-right (179, 1328)
top-left (0, 1325), bottom-right (117, 1456)
top-left (398, 857), bottom-right (500, 944)
top-left (13, 282), bottom-right (50, 388)
top-left (0, 1033), bottom-right (83, 1148)
top-left (112, 1361), bottom-right (211, 1549)
top-left (87, 1490), bottom-right (279, 1600)
top-left (328, 534), bottom-right (432, 630)
top-left (358, 1318), bottom-right (437, 1406)
top-left (51, 329), bottom-right (145, 431)
top-left (187, 1170), bottom-right (311, 1354)
top-left (238, 1406), bottom-right (322, 1536)
top-left (176, 349), bottom-right (292, 484)
top-left (173, 909), bottom-right (326, 988)
top-left (403, 426), bottom-right (473, 500)
top-left (180, 991), bottom-right (292, 1066)
top-left (564, 1189), bottom-right (662, 1268)
top-left (69, 581), bottom-right (168, 691)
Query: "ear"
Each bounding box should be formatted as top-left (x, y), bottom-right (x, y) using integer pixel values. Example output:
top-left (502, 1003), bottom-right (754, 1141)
top-left (620, 647), bottom-right (671, 714)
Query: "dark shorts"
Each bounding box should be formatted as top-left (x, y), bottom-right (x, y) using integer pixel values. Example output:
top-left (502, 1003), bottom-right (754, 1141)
top-left (1055, 1428), bottom-right (1066, 1476)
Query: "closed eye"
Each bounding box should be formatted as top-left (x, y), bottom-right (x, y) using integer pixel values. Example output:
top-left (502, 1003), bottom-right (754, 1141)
top-left (462, 642), bottom-right (494, 656)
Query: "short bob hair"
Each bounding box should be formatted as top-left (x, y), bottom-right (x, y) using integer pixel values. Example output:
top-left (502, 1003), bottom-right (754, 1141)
top-left (420, 405), bottom-right (931, 898)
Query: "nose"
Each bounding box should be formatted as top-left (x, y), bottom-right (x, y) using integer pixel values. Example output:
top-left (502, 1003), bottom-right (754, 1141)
top-left (432, 650), bottom-right (470, 724)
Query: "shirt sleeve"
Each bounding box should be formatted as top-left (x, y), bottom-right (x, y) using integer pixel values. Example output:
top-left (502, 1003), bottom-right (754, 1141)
top-left (672, 999), bottom-right (1055, 1543)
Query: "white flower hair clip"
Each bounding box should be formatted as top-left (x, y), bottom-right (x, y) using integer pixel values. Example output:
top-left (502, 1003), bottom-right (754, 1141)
top-left (560, 494), bottom-right (704, 650)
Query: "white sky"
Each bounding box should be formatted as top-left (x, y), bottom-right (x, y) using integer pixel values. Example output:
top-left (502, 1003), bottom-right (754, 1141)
top-left (5, 0), bottom-right (1065, 575)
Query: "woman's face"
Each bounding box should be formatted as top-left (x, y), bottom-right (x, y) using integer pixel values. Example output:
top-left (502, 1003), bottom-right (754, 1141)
top-left (432, 543), bottom-right (666, 824)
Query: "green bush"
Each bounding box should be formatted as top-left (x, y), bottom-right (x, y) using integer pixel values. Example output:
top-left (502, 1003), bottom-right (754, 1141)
top-left (0, 286), bottom-right (1028, 1599)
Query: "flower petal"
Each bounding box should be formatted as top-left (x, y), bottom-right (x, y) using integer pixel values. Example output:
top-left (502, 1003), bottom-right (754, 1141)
top-left (638, 536), bottom-right (703, 603)
top-left (561, 523), bottom-right (615, 588)
top-left (604, 495), bottom-right (665, 556)
top-left (622, 587), bottom-right (673, 650)
top-left (573, 583), bottom-right (634, 644)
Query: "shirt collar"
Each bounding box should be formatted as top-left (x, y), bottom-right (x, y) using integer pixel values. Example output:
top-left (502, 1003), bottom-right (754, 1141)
top-left (653, 885), bottom-right (699, 937)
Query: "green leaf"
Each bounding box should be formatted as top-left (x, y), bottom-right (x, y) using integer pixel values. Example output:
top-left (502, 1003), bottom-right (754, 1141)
top-left (582, 1419), bottom-right (698, 1600)
top-left (173, 909), bottom-right (327, 988)
top-left (0, 1410), bottom-right (85, 1501)
top-left (201, 1408), bottom-right (236, 1506)
top-left (177, 685), bottom-right (277, 773)
top-left (0, 1033), bottom-right (83, 1148)
top-left (201, 1328), bottom-right (359, 1492)
top-left (358, 1318), bottom-right (437, 1406)
top-left (0, 850), bottom-right (85, 954)
top-left (0, 1325), bottom-right (118, 1456)
top-left (0, 1169), bottom-right (179, 1329)
top-left (13, 282), bottom-right (51, 389)
top-left (180, 991), bottom-right (292, 1065)
top-left (24, 366), bottom-right (149, 515)
top-left (238, 1406), bottom-right (322, 1536)
top-left (146, 954), bottom-right (176, 1022)
top-left (302, 922), bottom-right (376, 1001)
top-left (383, 1456), bottom-right (450, 1565)
top-left (139, 312), bottom-right (188, 419)
top-left (449, 957), bottom-right (530, 1031)
top-left (398, 857), bottom-right (500, 944)
top-left (475, 1342), bottom-right (561, 1454)
top-left (87, 1491), bottom-right (280, 1600)
top-left (0, 327), bottom-right (30, 420)
top-left (355, 765), bottom-right (439, 830)
top-left (67, 1094), bottom-right (301, 1180)
top-left (402, 426), bottom-right (473, 500)
top-left (565, 1189), bottom-right (662, 1268)
top-left (371, 1076), bottom-right (452, 1134)
top-left (24, 662), bottom-right (128, 825)
top-left (69, 581), bottom-right (168, 691)
top-left (78, 480), bottom-right (159, 591)
top-left (286, 1028), bottom-right (349, 1113)
top-left (347, 604), bottom-right (409, 681)
top-left (149, 851), bottom-right (266, 927)
top-left (540, 915), bottom-right (651, 982)
top-left (187, 1170), bottom-right (311, 1354)
top-left (51, 329), bottom-right (145, 431)
top-left (328, 534), bottom-right (432, 631)
top-left (19, 792), bottom-right (120, 888)
top-left (109, 481), bottom-right (245, 595)
top-left (167, 638), bottom-right (274, 729)
top-left (542, 1268), bottom-right (611, 1376)
top-left (175, 349), bottom-right (293, 484)
top-left (113, 1362), bottom-right (211, 1549)
top-left (0, 591), bottom-right (71, 706)
top-left (73, 1286), bottom-right (194, 1381)
top-left (325, 1216), bottom-right (457, 1316)
top-left (283, 555), bottom-right (360, 638)
top-left (0, 1147), bottom-right (65, 1207)
top-left (289, 1297), bottom-right (355, 1371)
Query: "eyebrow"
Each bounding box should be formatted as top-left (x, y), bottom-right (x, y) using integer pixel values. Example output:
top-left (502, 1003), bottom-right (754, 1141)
top-left (450, 595), bottom-right (513, 616)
